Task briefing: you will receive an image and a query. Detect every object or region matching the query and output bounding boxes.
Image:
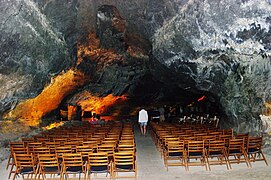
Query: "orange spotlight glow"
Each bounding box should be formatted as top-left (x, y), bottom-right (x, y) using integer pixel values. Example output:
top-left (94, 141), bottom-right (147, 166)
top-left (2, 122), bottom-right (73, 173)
top-left (42, 121), bottom-right (65, 130)
top-left (74, 91), bottom-right (127, 116)
top-left (5, 69), bottom-right (87, 126)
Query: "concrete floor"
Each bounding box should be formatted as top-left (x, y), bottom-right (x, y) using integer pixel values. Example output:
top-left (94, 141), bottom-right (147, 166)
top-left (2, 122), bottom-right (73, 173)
top-left (1, 123), bottom-right (271, 180)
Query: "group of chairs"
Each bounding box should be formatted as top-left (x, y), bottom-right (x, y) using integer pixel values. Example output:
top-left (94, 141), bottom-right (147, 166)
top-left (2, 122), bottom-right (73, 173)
top-left (6, 121), bottom-right (137, 179)
top-left (151, 122), bottom-right (268, 171)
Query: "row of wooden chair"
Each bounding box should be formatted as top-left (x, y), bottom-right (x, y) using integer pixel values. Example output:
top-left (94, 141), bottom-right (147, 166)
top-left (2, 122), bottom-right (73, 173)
top-left (151, 122), bottom-right (268, 171)
top-left (7, 121), bottom-right (137, 179)
top-left (12, 151), bottom-right (136, 180)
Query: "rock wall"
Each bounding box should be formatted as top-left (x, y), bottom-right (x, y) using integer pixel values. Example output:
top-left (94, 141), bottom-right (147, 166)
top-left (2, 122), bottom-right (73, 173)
top-left (1, 0), bottom-right (271, 133)
top-left (0, 0), bottom-right (71, 115)
top-left (152, 0), bottom-right (271, 132)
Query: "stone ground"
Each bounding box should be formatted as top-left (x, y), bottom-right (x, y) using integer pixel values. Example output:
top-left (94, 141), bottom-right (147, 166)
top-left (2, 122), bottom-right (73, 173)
top-left (1, 123), bottom-right (271, 180)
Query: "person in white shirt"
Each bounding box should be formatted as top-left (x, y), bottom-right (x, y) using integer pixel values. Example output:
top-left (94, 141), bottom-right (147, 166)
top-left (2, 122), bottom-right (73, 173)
top-left (138, 108), bottom-right (148, 136)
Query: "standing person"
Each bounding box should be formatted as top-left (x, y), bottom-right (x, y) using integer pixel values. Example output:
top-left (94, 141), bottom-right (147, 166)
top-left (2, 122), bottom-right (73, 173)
top-left (138, 108), bottom-right (148, 136)
top-left (158, 106), bottom-right (165, 122)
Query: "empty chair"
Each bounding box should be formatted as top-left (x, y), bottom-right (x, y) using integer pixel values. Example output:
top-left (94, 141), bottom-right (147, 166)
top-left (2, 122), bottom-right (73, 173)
top-left (76, 145), bottom-right (94, 162)
top-left (6, 142), bottom-right (25, 170)
top-left (223, 128), bottom-right (234, 139)
top-left (37, 153), bottom-right (61, 180)
top-left (61, 153), bottom-right (86, 180)
top-left (247, 136), bottom-right (268, 166)
top-left (13, 153), bottom-right (37, 180)
top-left (8, 146), bottom-right (29, 179)
top-left (206, 140), bottom-right (230, 170)
top-left (185, 140), bottom-right (208, 171)
top-left (55, 146), bottom-right (73, 160)
top-left (112, 151), bottom-right (137, 179)
top-left (118, 143), bottom-right (136, 153)
top-left (87, 152), bottom-right (111, 179)
top-left (32, 147), bottom-right (50, 160)
top-left (227, 138), bottom-right (251, 168)
top-left (236, 133), bottom-right (249, 150)
top-left (163, 140), bottom-right (186, 171)
top-left (27, 142), bottom-right (43, 154)
top-left (97, 144), bottom-right (116, 161)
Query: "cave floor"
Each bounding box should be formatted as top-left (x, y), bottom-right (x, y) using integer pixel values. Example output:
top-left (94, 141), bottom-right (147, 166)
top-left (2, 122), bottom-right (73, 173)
top-left (1, 122), bottom-right (271, 180)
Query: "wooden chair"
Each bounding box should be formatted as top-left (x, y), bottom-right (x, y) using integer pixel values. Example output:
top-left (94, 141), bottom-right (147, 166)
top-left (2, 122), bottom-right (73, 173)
top-left (163, 140), bottom-right (186, 171)
top-left (61, 153), bottom-right (86, 180)
top-left (223, 128), bottom-right (234, 139)
top-left (112, 151), bottom-right (137, 179)
top-left (118, 144), bottom-right (136, 153)
top-left (8, 146), bottom-right (29, 179)
top-left (76, 145), bottom-right (94, 162)
top-left (55, 146), bottom-right (73, 163)
top-left (27, 142), bottom-right (43, 154)
top-left (98, 144), bottom-right (116, 161)
top-left (32, 147), bottom-right (51, 160)
top-left (37, 153), bottom-right (62, 180)
top-left (206, 140), bottom-right (230, 170)
top-left (87, 152), bottom-right (111, 179)
top-left (236, 133), bottom-right (249, 150)
top-left (185, 140), bottom-right (208, 171)
top-left (247, 136), bottom-right (268, 166)
top-left (227, 138), bottom-right (251, 168)
top-left (13, 153), bottom-right (37, 180)
top-left (6, 142), bottom-right (25, 170)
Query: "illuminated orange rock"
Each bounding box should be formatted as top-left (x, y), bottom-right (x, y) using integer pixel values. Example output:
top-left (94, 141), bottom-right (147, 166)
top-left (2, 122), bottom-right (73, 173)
top-left (4, 69), bottom-right (87, 126)
top-left (74, 91), bottom-right (127, 116)
top-left (264, 102), bottom-right (271, 115)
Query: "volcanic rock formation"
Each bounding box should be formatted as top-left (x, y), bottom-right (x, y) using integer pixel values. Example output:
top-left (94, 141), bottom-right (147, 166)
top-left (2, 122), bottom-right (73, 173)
top-left (0, 0), bottom-right (271, 134)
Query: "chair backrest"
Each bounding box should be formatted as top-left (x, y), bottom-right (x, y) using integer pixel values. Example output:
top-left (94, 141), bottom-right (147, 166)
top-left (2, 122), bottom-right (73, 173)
top-left (33, 146), bottom-right (51, 158)
top-left (223, 128), bottom-right (234, 138)
top-left (88, 152), bottom-right (109, 168)
top-left (98, 144), bottom-right (115, 157)
top-left (113, 151), bottom-right (135, 169)
top-left (247, 136), bottom-right (263, 151)
top-left (167, 140), bottom-right (185, 153)
top-left (38, 153), bottom-right (60, 170)
top-left (55, 146), bottom-right (73, 158)
top-left (76, 145), bottom-right (94, 160)
top-left (62, 153), bottom-right (83, 167)
top-left (208, 140), bottom-right (226, 152)
top-left (11, 146), bottom-right (29, 155)
top-left (236, 133), bottom-right (249, 149)
top-left (228, 138), bottom-right (245, 153)
top-left (118, 144), bottom-right (136, 152)
top-left (187, 140), bottom-right (205, 154)
top-left (27, 142), bottom-right (43, 153)
top-left (14, 153), bottom-right (36, 171)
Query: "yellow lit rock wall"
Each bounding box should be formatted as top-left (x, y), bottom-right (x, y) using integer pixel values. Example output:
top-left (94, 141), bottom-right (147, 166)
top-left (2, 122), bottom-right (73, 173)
top-left (4, 69), bottom-right (86, 126)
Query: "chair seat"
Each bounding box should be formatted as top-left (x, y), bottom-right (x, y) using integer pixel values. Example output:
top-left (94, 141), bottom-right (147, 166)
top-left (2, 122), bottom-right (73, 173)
top-left (21, 167), bottom-right (35, 174)
top-left (209, 151), bottom-right (223, 156)
top-left (248, 148), bottom-right (259, 153)
top-left (90, 165), bottom-right (108, 172)
top-left (66, 166), bottom-right (83, 173)
top-left (188, 152), bottom-right (203, 156)
top-left (116, 164), bottom-right (133, 170)
top-left (43, 166), bottom-right (60, 173)
top-left (229, 150), bottom-right (241, 154)
top-left (169, 152), bottom-right (183, 157)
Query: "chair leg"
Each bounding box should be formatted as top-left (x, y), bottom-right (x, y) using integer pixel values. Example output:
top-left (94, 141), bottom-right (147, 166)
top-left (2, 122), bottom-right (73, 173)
top-left (8, 163), bottom-right (15, 179)
top-left (6, 156), bottom-right (12, 170)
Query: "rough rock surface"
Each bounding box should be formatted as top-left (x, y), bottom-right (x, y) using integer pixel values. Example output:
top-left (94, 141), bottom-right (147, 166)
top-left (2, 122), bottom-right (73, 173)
top-left (0, 0), bottom-right (271, 134)
top-left (0, 0), bottom-right (71, 116)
